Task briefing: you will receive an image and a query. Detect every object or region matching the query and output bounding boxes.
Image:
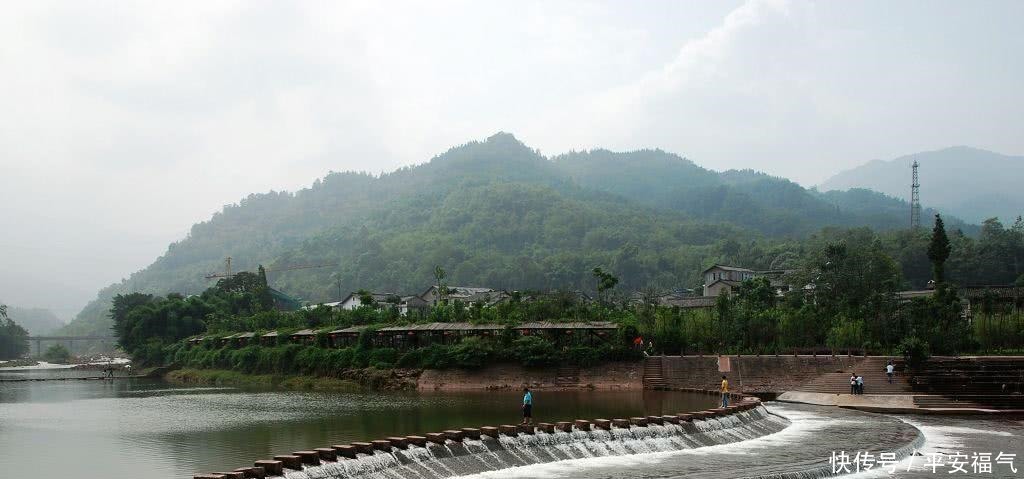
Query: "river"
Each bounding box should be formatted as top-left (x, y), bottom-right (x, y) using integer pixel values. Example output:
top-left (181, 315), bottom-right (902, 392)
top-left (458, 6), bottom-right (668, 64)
top-left (0, 368), bottom-right (715, 479)
top-left (2, 367), bottom-right (1021, 479)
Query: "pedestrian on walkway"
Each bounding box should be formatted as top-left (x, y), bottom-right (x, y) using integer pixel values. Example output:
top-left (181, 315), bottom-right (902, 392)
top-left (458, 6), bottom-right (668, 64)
top-left (720, 375), bottom-right (729, 407)
top-left (856, 374), bottom-right (864, 395)
top-left (850, 373), bottom-right (857, 394)
top-left (886, 360), bottom-right (895, 384)
top-left (520, 387), bottom-right (533, 425)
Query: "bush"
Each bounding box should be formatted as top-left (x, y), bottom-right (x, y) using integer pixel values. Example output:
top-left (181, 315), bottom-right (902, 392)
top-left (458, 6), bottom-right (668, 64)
top-left (369, 348), bottom-right (398, 369)
top-left (449, 337), bottom-right (494, 369)
top-left (42, 344), bottom-right (72, 363)
top-left (565, 345), bottom-right (600, 367)
top-left (511, 336), bottom-right (558, 367)
top-left (897, 336), bottom-right (931, 369)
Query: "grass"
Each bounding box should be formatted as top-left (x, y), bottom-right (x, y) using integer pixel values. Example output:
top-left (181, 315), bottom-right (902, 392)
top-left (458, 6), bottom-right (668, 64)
top-left (165, 368), bottom-right (363, 392)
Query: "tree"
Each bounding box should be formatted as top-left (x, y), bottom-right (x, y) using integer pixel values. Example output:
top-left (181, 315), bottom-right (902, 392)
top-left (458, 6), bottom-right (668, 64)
top-left (433, 266), bottom-right (448, 304)
top-left (927, 214), bottom-right (951, 284)
top-left (0, 304), bottom-right (30, 360)
top-left (592, 267), bottom-right (619, 304)
top-left (42, 344), bottom-right (72, 363)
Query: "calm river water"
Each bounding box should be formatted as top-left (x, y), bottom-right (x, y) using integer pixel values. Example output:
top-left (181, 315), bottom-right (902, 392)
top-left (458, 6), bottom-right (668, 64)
top-left (0, 368), bottom-right (716, 479)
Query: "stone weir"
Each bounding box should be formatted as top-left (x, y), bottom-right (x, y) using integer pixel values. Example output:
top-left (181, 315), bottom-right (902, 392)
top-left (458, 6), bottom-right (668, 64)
top-left (194, 396), bottom-right (782, 479)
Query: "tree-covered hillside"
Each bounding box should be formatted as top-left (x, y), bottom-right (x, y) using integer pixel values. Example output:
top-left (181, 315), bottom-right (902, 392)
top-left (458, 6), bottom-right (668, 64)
top-left (60, 133), bottom-right (980, 337)
top-left (0, 304), bottom-right (64, 335)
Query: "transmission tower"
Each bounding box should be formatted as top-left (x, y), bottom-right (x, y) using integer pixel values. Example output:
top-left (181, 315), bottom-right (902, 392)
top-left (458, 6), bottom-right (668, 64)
top-left (910, 160), bottom-right (921, 228)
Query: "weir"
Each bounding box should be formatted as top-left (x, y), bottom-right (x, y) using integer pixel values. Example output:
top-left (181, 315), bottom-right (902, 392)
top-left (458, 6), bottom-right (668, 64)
top-left (196, 397), bottom-right (787, 479)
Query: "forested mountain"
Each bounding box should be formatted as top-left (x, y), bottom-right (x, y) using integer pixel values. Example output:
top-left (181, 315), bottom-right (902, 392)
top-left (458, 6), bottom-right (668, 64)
top-left (820, 146), bottom-right (1024, 224)
top-left (0, 303), bottom-right (64, 335)
top-left (61, 133), bottom-right (979, 336)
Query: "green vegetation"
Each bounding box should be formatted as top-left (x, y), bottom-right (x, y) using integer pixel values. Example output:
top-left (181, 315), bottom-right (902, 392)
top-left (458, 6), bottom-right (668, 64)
top-left (0, 305), bottom-right (30, 360)
top-left (62, 133), bottom-right (983, 337)
top-left (111, 214), bottom-right (1024, 379)
top-left (42, 344), bottom-right (72, 363)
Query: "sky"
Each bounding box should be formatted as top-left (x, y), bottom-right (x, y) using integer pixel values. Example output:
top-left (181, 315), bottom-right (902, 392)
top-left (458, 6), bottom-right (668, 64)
top-left (1, 0), bottom-right (1022, 319)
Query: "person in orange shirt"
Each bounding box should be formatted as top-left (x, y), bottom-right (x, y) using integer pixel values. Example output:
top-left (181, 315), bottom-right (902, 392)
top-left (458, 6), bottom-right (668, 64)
top-left (720, 375), bottom-right (729, 407)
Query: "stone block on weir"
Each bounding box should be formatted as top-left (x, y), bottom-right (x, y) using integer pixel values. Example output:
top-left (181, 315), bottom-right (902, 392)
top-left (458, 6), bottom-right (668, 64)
top-left (315, 448), bottom-right (337, 461)
top-left (443, 430), bottom-right (464, 441)
top-left (592, 419), bottom-right (611, 430)
top-left (272, 455), bottom-right (302, 470)
top-left (499, 425), bottom-right (520, 436)
top-left (254, 460), bottom-right (283, 476)
top-left (573, 420), bottom-right (591, 431)
top-left (480, 427), bottom-right (500, 438)
top-left (351, 442), bottom-right (375, 454)
top-left (292, 451), bottom-right (320, 466)
top-left (554, 422), bottom-right (573, 432)
top-left (460, 428), bottom-right (482, 439)
top-left (426, 433), bottom-right (447, 444)
top-left (234, 466), bottom-right (265, 478)
top-left (405, 436), bottom-right (427, 447)
top-left (537, 423), bottom-right (555, 433)
top-left (213, 473), bottom-right (244, 479)
top-left (332, 445), bottom-right (357, 459)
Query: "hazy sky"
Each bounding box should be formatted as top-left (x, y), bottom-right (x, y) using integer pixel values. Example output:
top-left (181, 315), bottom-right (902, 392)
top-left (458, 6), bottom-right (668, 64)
top-left (2, 0), bottom-right (1022, 318)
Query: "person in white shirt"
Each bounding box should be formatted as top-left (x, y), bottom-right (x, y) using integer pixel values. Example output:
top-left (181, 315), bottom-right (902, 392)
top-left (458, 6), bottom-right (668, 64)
top-left (886, 361), bottom-right (895, 384)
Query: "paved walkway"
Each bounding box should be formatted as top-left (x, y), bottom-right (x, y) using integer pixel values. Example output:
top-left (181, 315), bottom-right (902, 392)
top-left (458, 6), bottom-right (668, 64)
top-left (776, 391), bottom-right (1024, 415)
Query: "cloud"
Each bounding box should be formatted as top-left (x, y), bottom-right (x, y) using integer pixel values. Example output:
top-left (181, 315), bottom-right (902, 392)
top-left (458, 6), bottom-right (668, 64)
top-left (1, 0), bottom-right (1022, 316)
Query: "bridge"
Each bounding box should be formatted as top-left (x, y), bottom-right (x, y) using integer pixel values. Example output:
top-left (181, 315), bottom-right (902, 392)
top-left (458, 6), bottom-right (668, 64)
top-left (26, 335), bottom-right (117, 356)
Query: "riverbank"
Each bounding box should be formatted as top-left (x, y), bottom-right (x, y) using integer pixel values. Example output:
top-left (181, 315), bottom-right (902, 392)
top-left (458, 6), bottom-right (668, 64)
top-left (166, 367), bottom-right (424, 391)
top-left (163, 361), bottom-right (644, 392)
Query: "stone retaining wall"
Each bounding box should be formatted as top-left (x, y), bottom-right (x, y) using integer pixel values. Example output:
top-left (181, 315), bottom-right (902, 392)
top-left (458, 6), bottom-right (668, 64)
top-left (658, 355), bottom-right (868, 393)
top-left (417, 361), bottom-right (642, 391)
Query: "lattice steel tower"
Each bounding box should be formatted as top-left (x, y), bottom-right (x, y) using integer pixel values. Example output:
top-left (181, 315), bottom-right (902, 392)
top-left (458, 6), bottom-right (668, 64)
top-left (910, 160), bottom-right (921, 228)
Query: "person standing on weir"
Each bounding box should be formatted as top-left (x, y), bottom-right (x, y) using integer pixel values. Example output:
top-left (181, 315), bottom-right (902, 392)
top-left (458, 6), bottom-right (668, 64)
top-left (521, 387), bottom-right (533, 425)
top-left (720, 375), bottom-right (729, 407)
top-left (886, 360), bottom-right (895, 384)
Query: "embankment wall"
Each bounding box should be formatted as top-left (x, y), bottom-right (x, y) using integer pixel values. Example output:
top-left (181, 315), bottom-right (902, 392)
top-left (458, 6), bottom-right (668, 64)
top-left (417, 362), bottom-right (642, 391)
top-left (658, 355), bottom-right (867, 392)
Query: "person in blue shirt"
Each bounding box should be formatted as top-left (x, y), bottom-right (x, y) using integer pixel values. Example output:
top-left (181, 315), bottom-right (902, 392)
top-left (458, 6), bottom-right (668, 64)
top-left (520, 387), bottom-right (533, 425)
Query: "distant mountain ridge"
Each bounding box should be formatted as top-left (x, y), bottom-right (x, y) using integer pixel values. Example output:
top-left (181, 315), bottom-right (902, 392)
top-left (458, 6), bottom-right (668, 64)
top-left (60, 133), bottom-right (970, 336)
top-left (819, 146), bottom-right (1024, 223)
top-left (1, 303), bottom-right (65, 335)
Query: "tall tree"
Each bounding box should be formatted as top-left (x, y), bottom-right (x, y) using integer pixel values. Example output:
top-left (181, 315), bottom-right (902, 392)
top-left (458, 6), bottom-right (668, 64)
top-left (927, 214), bottom-right (951, 284)
top-left (0, 304), bottom-right (30, 360)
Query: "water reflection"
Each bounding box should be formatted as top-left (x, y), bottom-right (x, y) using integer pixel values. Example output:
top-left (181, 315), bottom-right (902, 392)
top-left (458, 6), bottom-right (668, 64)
top-left (0, 378), bottom-right (717, 479)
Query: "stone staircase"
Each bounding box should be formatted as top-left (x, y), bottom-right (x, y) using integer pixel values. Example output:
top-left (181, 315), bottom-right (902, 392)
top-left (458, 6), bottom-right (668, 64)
top-left (909, 357), bottom-right (1024, 409)
top-left (643, 356), bottom-right (667, 389)
top-left (794, 357), bottom-right (912, 395)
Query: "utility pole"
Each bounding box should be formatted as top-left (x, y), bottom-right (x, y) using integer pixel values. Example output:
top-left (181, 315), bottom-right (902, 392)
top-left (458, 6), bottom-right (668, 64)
top-left (910, 160), bottom-right (921, 229)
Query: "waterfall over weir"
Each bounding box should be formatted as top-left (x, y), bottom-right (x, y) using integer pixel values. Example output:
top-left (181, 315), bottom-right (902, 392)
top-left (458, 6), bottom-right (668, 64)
top-left (279, 406), bottom-right (786, 479)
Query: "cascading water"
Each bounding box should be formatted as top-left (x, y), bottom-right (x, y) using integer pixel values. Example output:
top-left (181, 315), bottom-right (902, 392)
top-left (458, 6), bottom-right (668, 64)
top-left (280, 406), bottom-right (788, 479)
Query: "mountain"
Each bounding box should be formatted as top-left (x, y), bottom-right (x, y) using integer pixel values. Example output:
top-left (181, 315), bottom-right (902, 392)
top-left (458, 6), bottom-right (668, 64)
top-left (59, 133), bottom-right (966, 336)
top-left (0, 304), bottom-right (64, 335)
top-left (819, 146), bottom-right (1024, 224)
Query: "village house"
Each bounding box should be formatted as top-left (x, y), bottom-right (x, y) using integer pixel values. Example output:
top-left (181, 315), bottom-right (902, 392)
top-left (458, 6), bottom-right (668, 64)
top-left (702, 265), bottom-right (756, 296)
top-left (418, 285), bottom-right (510, 307)
top-left (701, 265), bottom-right (797, 297)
